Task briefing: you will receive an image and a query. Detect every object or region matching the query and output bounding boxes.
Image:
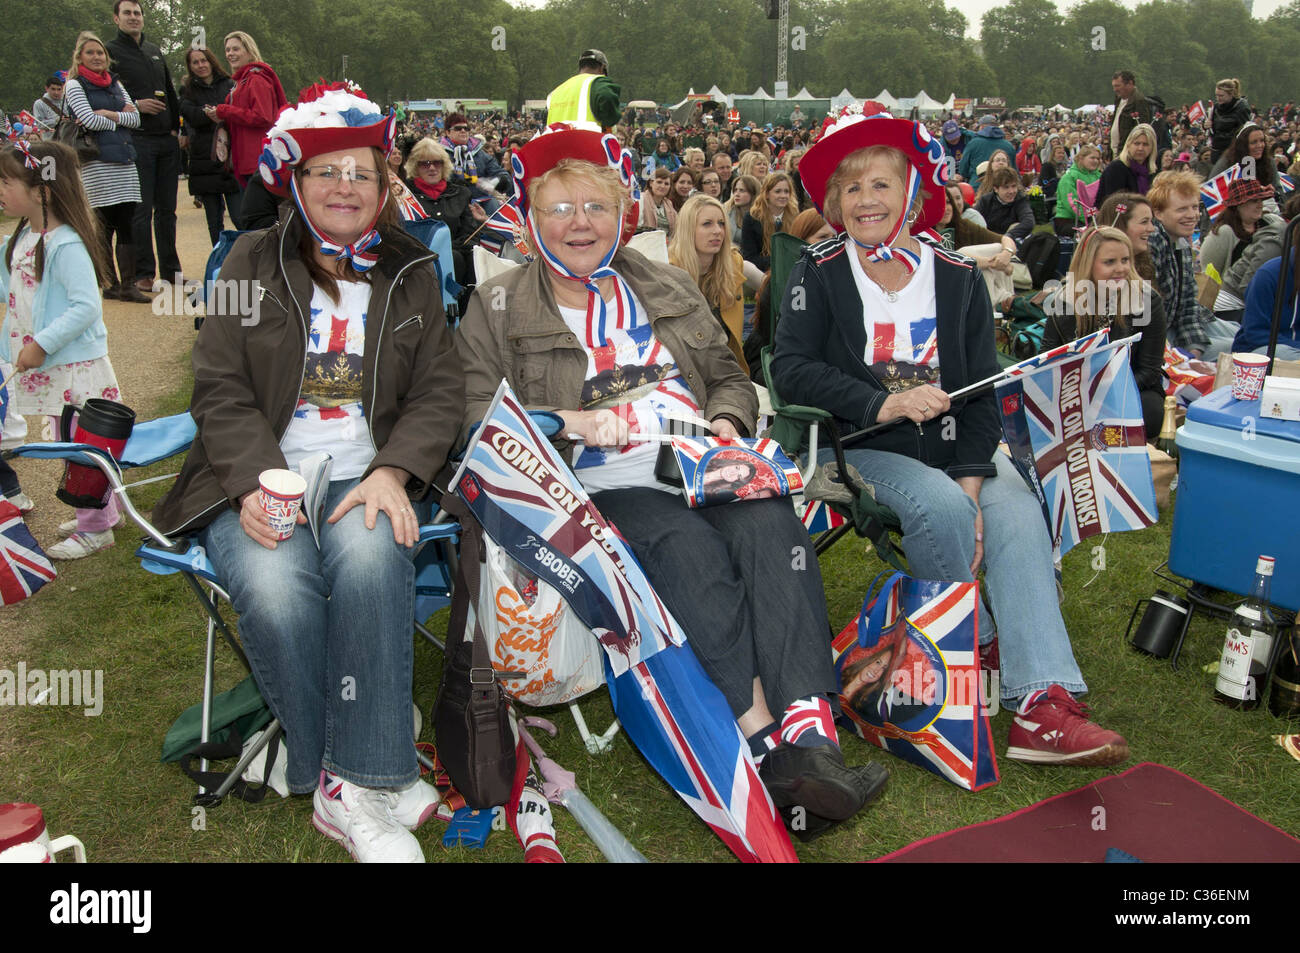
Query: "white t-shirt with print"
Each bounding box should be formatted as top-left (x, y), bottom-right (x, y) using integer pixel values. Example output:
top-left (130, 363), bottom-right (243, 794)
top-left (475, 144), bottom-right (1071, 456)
top-left (279, 281), bottom-right (376, 480)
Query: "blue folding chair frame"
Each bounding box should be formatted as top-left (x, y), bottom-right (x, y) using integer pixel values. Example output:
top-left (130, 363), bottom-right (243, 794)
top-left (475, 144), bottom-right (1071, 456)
top-left (13, 412), bottom-right (463, 800)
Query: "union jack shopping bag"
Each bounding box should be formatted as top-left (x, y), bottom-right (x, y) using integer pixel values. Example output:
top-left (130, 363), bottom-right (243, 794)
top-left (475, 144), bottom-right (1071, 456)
top-left (833, 572), bottom-right (999, 792)
top-left (0, 500), bottom-right (56, 606)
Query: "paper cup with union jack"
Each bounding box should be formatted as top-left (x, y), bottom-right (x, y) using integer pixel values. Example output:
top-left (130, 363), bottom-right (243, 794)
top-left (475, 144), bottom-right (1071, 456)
top-left (1231, 353), bottom-right (1269, 402)
top-left (257, 469), bottom-right (307, 541)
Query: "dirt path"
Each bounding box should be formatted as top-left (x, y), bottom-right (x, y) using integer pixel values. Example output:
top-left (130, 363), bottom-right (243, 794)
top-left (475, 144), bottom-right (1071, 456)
top-left (2, 197), bottom-right (213, 633)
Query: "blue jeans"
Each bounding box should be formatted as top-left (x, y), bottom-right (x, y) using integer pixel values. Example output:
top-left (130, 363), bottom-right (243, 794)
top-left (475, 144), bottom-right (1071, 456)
top-left (823, 448), bottom-right (1086, 702)
top-left (202, 478), bottom-right (429, 793)
top-left (1253, 343), bottom-right (1300, 361)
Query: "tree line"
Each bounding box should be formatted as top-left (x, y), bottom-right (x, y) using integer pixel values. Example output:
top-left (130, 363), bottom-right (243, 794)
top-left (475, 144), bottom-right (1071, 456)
top-left (6, 0), bottom-right (1300, 119)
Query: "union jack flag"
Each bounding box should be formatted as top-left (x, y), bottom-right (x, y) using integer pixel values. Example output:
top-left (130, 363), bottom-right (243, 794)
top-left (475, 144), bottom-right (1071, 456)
top-left (453, 381), bottom-right (684, 676)
top-left (1279, 172), bottom-right (1295, 195)
top-left (480, 200), bottom-right (531, 257)
top-left (996, 333), bottom-right (1157, 559)
top-left (1201, 164), bottom-right (1244, 218)
top-left (1187, 100), bottom-right (1206, 125)
top-left (0, 500), bottom-right (56, 605)
top-left (393, 185), bottom-right (428, 222)
top-left (452, 380), bottom-right (796, 861)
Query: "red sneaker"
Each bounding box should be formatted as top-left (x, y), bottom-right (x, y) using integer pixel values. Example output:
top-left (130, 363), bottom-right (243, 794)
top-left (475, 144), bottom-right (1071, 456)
top-left (1006, 685), bottom-right (1129, 766)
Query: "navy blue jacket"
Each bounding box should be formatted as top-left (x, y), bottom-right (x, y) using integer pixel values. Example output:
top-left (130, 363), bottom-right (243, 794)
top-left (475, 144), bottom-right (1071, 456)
top-left (771, 236), bottom-right (1001, 479)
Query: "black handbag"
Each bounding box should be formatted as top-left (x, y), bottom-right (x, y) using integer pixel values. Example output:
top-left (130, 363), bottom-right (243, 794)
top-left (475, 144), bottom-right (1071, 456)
top-left (433, 498), bottom-right (516, 808)
top-left (54, 83), bottom-right (100, 163)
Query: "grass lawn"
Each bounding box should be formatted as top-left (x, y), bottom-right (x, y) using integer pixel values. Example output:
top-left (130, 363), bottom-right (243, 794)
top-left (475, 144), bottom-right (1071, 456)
top-left (2, 373), bottom-right (1298, 864)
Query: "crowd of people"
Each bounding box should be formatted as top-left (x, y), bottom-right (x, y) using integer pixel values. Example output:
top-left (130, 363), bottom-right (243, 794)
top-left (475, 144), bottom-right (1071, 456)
top-left (4, 17), bottom-right (1300, 864)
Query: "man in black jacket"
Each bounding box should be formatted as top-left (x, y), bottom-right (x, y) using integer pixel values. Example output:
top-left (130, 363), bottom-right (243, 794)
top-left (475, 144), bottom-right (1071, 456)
top-left (107, 0), bottom-right (183, 295)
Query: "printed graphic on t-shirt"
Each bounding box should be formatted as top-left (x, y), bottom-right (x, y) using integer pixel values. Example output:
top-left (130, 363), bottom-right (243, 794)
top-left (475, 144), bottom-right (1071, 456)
top-left (866, 315), bottom-right (941, 393)
top-left (297, 303), bottom-right (365, 423)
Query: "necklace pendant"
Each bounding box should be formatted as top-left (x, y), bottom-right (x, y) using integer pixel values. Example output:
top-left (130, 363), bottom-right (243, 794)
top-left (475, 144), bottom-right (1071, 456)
top-left (886, 290), bottom-right (898, 302)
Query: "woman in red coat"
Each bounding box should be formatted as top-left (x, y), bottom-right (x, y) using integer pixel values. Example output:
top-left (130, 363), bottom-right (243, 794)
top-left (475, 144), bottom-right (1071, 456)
top-left (204, 31), bottom-right (288, 200)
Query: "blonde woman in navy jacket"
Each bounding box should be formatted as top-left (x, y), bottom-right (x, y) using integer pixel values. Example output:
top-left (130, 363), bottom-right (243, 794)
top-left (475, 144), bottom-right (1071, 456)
top-left (772, 108), bottom-right (1130, 768)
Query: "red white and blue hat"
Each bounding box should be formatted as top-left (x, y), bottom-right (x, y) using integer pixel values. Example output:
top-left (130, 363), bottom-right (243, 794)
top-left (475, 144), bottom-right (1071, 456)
top-left (800, 103), bottom-right (950, 234)
top-left (510, 124), bottom-right (643, 346)
top-left (510, 123), bottom-right (639, 219)
top-left (258, 80), bottom-right (397, 196)
top-left (257, 81), bottom-right (397, 273)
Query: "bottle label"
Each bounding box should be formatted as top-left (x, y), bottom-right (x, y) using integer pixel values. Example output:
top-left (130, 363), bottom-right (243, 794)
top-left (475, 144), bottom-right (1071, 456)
top-left (1215, 627), bottom-right (1256, 700)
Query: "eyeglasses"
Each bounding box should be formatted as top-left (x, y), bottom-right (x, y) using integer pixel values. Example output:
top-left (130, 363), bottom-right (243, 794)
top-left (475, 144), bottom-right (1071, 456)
top-left (301, 165), bottom-right (382, 185)
top-left (450, 125), bottom-right (469, 132)
top-left (536, 201), bottom-right (614, 221)
top-left (416, 160), bottom-right (442, 170)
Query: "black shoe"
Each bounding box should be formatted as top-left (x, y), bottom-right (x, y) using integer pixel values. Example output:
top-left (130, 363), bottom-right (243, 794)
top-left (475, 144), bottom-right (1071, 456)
top-left (759, 742), bottom-right (888, 822)
top-left (116, 283), bottom-right (151, 303)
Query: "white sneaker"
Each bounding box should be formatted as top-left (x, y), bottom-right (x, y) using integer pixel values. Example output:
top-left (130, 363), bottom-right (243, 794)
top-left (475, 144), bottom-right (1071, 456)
top-left (312, 771), bottom-right (424, 863)
top-left (47, 530), bottom-right (115, 560)
top-left (390, 777), bottom-right (440, 830)
top-left (4, 491), bottom-right (34, 513)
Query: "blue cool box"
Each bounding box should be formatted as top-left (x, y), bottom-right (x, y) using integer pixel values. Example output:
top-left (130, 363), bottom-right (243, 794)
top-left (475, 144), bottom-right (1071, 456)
top-left (1170, 386), bottom-right (1300, 611)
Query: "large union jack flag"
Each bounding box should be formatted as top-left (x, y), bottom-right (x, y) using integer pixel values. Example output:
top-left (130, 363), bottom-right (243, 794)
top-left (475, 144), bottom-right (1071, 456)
top-left (453, 381), bottom-right (683, 676)
top-left (453, 380), bottom-right (798, 862)
top-left (0, 500), bottom-right (56, 605)
top-left (996, 332), bottom-right (1157, 559)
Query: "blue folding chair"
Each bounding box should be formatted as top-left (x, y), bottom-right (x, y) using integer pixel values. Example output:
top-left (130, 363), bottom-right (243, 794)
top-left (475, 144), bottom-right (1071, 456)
top-left (12, 412), bottom-right (462, 802)
top-left (401, 217), bottom-right (462, 318)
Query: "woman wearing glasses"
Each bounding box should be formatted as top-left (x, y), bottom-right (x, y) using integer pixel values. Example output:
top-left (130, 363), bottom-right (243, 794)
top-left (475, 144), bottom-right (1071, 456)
top-left (457, 126), bottom-right (887, 845)
top-left (403, 137), bottom-right (482, 288)
top-left (155, 85), bottom-right (464, 863)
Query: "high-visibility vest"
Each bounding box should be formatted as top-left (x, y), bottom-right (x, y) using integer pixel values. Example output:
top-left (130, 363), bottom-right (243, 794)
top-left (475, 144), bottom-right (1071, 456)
top-left (547, 74), bottom-right (600, 128)
top-left (727, 108), bottom-right (741, 125)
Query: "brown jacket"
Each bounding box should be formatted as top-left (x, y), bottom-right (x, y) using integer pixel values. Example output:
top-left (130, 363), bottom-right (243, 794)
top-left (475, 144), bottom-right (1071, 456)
top-left (152, 207), bottom-right (464, 536)
top-left (456, 245), bottom-right (757, 449)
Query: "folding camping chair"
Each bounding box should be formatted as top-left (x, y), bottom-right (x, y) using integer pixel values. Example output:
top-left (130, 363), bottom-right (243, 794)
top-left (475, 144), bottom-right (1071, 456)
top-left (11, 413), bottom-right (463, 802)
top-left (760, 231), bottom-right (907, 571)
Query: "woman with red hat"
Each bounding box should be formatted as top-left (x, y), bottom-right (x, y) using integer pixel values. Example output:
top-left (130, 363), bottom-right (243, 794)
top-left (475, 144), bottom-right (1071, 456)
top-left (457, 124), bottom-right (887, 842)
top-left (154, 82), bottom-right (464, 863)
top-left (1198, 177), bottom-right (1280, 278)
top-left (772, 108), bottom-right (1130, 768)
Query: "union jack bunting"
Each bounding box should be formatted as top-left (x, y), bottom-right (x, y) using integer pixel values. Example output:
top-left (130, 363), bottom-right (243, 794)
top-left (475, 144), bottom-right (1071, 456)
top-left (0, 500), bottom-right (56, 606)
top-left (1187, 100), bottom-right (1206, 125)
top-left (666, 435), bottom-right (804, 508)
top-left (1200, 164), bottom-right (1244, 218)
top-left (995, 332), bottom-right (1157, 559)
top-left (453, 380), bottom-right (796, 861)
top-left (833, 575), bottom-right (998, 791)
